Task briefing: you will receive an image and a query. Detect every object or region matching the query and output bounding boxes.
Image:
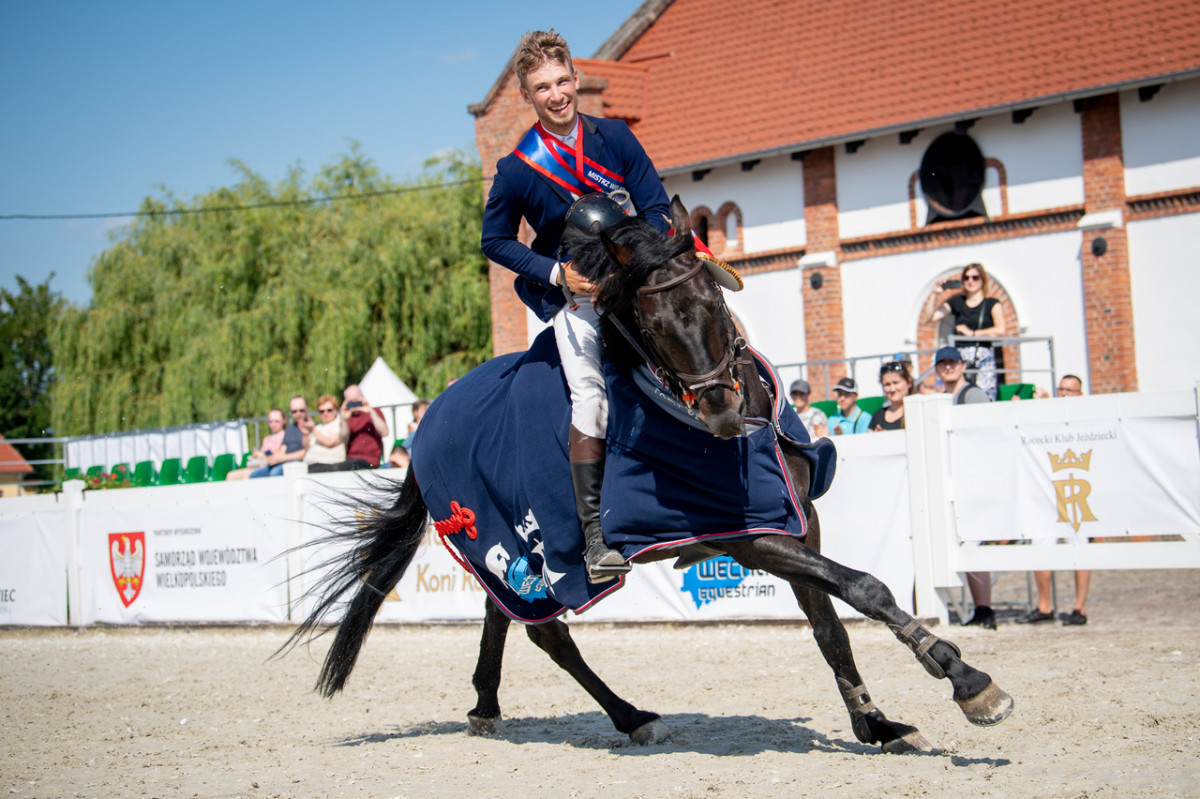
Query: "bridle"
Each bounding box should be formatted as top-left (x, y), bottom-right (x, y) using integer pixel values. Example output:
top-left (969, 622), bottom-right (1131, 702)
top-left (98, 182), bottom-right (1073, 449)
top-left (606, 248), bottom-right (750, 411)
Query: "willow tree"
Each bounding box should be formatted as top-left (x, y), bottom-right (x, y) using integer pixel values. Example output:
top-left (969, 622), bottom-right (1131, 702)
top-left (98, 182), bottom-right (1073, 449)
top-left (52, 149), bottom-right (490, 436)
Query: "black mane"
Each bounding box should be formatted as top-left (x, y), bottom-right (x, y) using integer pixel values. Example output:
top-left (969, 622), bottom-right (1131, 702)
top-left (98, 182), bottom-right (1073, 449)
top-left (562, 217), bottom-right (690, 373)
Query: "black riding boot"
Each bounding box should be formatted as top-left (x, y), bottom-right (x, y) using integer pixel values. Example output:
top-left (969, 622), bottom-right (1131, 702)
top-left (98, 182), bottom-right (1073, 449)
top-left (569, 425), bottom-right (630, 583)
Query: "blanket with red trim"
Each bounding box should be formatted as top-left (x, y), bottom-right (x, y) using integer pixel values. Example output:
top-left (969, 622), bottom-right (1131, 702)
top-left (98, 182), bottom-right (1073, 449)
top-left (409, 329), bottom-right (835, 623)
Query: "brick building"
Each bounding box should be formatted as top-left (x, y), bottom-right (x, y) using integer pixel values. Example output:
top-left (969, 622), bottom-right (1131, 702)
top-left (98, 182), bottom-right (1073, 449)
top-left (471, 0), bottom-right (1200, 396)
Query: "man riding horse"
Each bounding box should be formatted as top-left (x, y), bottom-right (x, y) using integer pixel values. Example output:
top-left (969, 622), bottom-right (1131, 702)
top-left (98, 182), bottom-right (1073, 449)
top-left (481, 29), bottom-right (673, 582)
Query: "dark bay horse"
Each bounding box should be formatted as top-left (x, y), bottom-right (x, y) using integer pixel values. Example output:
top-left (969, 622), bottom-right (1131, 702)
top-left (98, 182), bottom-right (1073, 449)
top-left (285, 197), bottom-right (1013, 753)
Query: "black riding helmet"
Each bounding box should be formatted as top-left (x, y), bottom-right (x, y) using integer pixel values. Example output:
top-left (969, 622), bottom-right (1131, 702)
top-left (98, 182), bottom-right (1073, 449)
top-left (564, 193), bottom-right (628, 235)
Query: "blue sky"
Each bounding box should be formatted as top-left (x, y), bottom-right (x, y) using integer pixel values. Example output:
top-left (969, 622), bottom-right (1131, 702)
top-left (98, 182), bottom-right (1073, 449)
top-left (0, 1), bottom-right (645, 306)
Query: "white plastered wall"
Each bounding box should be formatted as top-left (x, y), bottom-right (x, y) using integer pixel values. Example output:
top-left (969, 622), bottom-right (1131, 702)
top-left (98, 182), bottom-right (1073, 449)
top-left (837, 103), bottom-right (1084, 240)
top-left (663, 153), bottom-right (806, 253)
top-left (1121, 79), bottom-right (1200, 196)
top-left (839, 230), bottom-right (1089, 394)
top-left (1127, 213), bottom-right (1200, 392)
top-left (724, 267), bottom-right (807, 371)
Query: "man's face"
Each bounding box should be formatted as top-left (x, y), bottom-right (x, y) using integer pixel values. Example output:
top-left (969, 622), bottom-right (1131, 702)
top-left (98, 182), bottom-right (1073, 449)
top-left (1057, 377), bottom-right (1083, 397)
top-left (289, 399), bottom-right (308, 421)
top-left (936, 358), bottom-right (964, 385)
top-left (834, 391), bottom-right (857, 414)
top-left (791, 391), bottom-right (810, 412)
top-left (519, 60), bottom-right (579, 136)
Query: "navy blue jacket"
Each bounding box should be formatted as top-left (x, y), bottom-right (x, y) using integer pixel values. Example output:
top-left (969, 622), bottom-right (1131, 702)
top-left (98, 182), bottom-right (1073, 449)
top-left (481, 114), bottom-right (671, 322)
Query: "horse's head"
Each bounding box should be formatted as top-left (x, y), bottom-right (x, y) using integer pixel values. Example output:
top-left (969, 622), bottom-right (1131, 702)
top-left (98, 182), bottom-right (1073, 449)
top-left (598, 196), bottom-right (748, 439)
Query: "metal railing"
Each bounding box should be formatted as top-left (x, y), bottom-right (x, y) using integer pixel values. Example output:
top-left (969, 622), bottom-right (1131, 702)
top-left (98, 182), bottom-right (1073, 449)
top-left (772, 335), bottom-right (1057, 400)
top-left (2, 400), bottom-right (424, 495)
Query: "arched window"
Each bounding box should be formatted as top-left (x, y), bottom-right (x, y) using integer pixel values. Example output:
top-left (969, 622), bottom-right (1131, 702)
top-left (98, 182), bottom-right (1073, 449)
top-left (919, 132), bottom-right (987, 224)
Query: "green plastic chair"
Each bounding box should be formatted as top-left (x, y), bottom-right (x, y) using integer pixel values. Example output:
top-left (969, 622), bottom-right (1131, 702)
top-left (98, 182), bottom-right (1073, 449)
top-left (239, 451), bottom-right (250, 469)
top-left (157, 458), bottom-right (183, 486)
top-left (811, 399), bottom-right (838, 417)
top-left (856, 395), bottom-right (886, 418)
top-left (183, 455), bottom-right (210, 484)
top-left (63, 467), bottom-right (82, 481)
top-left (211, 453), bottom-right (236, 482)
top-left (132, 460), bottom-right (157, 487)
top-left (997, 382), bottom-right (1035, 401)
top-left (110, 463), bottom-right (131, 483)
top-left (85, 465), bottom-right (104, 479)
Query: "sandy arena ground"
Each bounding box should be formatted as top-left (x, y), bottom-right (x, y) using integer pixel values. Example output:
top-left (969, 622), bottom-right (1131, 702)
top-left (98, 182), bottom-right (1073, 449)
top-left (3, 568), bottom-right (1199, 799)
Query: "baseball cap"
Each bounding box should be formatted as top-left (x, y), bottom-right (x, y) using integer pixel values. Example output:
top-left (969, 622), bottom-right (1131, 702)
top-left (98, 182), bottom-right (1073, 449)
top-left (934, 346), bottom-right (963, 364)
top-left (789, 379), bottom-right (811, 395)
top-left (832, 377), bottom-right (859, 394)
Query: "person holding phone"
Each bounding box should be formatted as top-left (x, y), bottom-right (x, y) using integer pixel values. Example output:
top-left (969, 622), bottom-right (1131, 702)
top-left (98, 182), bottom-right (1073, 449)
top-left (330, 384), bottom-right (389, 470)
top-left (923, 263), bottom-right (1006, 399)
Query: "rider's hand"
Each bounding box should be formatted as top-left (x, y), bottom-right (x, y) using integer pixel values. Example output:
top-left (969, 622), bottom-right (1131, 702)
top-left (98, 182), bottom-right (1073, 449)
top-left (560, 260), bottom-right (597, 296)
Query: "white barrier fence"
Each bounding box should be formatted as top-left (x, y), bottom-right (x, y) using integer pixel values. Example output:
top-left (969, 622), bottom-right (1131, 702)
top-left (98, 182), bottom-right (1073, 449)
top-left (1, 385), bottom-right (1197, 627)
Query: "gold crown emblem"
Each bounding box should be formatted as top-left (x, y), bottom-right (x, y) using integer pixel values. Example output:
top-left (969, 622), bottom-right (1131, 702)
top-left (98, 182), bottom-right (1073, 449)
top-left (1048, 448), bottom-right (1092, 472)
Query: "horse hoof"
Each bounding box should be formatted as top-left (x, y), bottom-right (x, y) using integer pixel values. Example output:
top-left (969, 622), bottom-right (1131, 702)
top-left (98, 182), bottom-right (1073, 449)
top-left (955, 680), bottom-right (1014, 727)
top-left (881, 728), bottom-right (934, 754)
top-left (629, 718), bottom-right (670, 745)
top-left (468, 713), bottom-right (501, 736)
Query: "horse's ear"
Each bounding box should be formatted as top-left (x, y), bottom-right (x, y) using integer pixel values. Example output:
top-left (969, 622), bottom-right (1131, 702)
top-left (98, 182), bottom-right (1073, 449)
top-left (601, 230), bottom-right (633, 266)
top-left (669, 195), bottom-right (690, 244)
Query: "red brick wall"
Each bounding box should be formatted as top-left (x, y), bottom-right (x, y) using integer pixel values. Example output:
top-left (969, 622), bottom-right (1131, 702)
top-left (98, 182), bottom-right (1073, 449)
top-left (799, 147), bottom-right (847, 398)
top-left (1079, 93), bottom-right (1136, 394)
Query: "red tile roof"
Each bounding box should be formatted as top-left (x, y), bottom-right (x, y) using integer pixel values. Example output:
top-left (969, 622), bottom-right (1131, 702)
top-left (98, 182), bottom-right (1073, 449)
top-left (0, 435), bottom-right (34, 475)
top-left (593, 0), bottom-right (1200, 171)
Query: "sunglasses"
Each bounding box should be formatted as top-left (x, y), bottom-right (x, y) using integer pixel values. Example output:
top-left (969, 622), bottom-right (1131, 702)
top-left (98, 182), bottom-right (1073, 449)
top-left (319, 407), bottom-right (337, 414)
top-left (880, 361), bottom-right (908, 376)
top-left (963, 274), bottom-right (982, 282)
top-left (290, 408), bottom-right (306, 414)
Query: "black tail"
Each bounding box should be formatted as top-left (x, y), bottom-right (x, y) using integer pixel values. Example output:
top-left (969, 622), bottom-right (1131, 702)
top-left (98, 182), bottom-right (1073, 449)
top-left (276, 471), bottom-right (428, 698)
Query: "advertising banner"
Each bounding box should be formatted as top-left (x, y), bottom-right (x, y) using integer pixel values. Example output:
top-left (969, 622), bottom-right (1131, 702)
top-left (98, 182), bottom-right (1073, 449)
top-left (0, 495), bottom-right (67, 626)
top-left (76, 482), bottom-right (290, 624)
top-left (951, 414), bottom-right (1200, 542)
top-left (294, 438), bottom-right (916, 624)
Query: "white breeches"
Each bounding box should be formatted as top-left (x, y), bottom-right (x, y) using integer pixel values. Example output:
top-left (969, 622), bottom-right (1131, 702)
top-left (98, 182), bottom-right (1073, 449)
top-left (553, 299), bottom-right (608, 439)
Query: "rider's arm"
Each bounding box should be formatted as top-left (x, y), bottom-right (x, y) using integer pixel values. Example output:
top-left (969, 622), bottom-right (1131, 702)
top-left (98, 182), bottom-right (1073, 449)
top-left (481, 166), bottom-right (559, 288)
top-left (610, 121), bottom-right (671, 234)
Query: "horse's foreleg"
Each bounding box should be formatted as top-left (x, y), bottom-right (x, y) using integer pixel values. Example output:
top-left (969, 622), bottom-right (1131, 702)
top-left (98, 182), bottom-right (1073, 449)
top-left (468, 598), bottom-right (510, 735)
top-left (722, 536), bottom-right (1012, 728)
top-left (525, 618), bottom-right (667, 743)
top-left (793, 582), bottom-right (933, 753)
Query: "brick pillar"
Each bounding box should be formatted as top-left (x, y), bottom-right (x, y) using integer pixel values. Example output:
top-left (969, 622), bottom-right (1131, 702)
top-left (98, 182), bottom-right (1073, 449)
top-left (799, 147), bottom-right (846, 399)
top-left (1079, 94), bottom-right (1136, 393)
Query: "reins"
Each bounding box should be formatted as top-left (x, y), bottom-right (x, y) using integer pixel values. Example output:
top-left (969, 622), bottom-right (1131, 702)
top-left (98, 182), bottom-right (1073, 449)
top-left (605, 250), bottom-right (749, 410)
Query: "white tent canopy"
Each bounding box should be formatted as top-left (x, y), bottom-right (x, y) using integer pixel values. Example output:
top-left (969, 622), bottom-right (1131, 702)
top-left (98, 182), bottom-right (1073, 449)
top-left (359, 356), bottom-right (419, 455)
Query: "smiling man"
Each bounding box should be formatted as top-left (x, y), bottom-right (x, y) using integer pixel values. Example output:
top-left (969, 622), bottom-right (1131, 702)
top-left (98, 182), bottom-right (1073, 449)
top-left (481, 29), bottom-right (671, 582)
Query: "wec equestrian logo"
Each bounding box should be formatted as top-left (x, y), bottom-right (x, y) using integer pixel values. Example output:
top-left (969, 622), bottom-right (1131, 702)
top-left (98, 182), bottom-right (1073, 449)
top-left (109, 532), bottom-right (146, 608)
top-left (1048, 448), bottom-right (1098, 532)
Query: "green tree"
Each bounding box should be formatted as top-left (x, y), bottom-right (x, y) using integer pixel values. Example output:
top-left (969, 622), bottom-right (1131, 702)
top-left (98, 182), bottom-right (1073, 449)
top-left (52, 149), bottom-right (490, 437)
top-left (1, 274), bottom-right (65, 482)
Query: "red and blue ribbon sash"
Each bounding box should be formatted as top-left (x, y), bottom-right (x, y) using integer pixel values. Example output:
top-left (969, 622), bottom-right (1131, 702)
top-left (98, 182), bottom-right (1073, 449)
top-left (513, 122), bottom-right (628, 198)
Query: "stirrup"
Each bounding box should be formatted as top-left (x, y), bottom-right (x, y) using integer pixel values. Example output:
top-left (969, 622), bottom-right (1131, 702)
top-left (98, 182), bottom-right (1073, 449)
top-left (585, 541), bottom-right (630, 583)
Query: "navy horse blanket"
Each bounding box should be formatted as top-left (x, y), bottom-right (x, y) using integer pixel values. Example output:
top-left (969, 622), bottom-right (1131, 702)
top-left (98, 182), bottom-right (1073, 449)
top-left (410, 329), bottom-right (836, 623)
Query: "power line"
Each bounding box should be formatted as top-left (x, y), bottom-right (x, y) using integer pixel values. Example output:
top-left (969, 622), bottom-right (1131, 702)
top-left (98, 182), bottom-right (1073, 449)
top-left (0, 178), bottom-right (479, 221)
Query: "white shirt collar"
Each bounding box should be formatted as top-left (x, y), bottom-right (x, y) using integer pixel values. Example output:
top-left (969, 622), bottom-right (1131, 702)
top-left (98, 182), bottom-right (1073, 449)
top-left (545, 118), bottom-right (580, 149)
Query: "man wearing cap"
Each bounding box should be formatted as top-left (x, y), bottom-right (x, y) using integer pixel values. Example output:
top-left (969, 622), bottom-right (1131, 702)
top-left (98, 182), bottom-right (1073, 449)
top-left (827, 377), bottom-right (872, 435)
top-left (789, 379), bottom-right (828, 439)
top-left (480, 30), bottom-right (671, 583)
top-left (934, 346), bottom-right (991, 405)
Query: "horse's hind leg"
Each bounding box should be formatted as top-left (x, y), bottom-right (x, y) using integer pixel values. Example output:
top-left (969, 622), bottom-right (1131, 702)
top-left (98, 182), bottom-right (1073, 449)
top-left (468, 598), bottom-right (511, 735)
top-left (722, 535), bottom-right (1012, 729)
top-left (525, 618), bottom-right (668, 744)
top-left (793, 582), bottom-right (933, 754)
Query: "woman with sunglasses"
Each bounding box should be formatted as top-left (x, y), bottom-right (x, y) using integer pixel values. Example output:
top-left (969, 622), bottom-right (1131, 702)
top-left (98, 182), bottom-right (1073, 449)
top-left (924, 263), bottom-right (1006, 399)
top-left (869, 361), bottom-right (915, 431)
top-left (304, 395), bottom-right (349, 473)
